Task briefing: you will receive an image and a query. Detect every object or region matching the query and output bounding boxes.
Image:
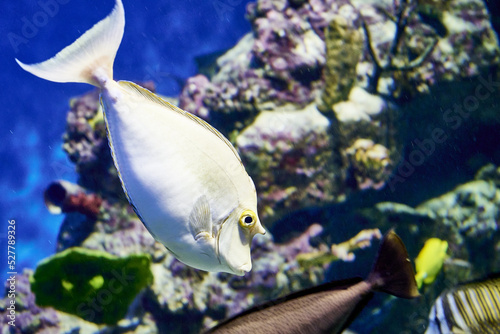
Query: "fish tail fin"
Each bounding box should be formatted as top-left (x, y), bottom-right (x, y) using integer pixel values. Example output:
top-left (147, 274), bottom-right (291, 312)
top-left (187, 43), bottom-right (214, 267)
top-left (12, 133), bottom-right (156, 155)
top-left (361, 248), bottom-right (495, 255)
top-left (15, 0), bottom-right (125, 87)
top-left (367, 229), bottom-right (420, 299)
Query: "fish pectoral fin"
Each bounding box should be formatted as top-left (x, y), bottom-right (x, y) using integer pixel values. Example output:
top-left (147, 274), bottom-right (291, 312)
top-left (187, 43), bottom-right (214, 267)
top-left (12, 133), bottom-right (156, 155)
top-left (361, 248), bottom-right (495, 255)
top-left (189, 195), bottom-right (213, 241)
top-left (194, 232), bottom-right (213, 242)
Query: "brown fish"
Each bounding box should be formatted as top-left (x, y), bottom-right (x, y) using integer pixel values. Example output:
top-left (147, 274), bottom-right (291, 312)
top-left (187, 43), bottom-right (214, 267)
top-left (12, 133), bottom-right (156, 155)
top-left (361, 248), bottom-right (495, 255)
top-left (206, 230), bottom-right (419, 334)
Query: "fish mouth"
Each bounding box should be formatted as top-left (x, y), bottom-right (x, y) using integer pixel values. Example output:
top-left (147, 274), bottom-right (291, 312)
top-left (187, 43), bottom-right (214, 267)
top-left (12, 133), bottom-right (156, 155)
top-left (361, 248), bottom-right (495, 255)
top-left (239, 262), bottom-right (251, 272)
top-left (236, 262), bottom-right (251, 275)
top-left (226, 262), bottom-right (251, 276)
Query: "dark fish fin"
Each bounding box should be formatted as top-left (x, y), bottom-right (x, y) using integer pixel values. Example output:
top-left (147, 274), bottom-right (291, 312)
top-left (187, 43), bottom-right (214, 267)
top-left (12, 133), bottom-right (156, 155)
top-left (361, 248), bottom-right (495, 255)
top-left (206, 277), bottom-right (364, 333)
top-left (367, 229), bottom-right (420, 299)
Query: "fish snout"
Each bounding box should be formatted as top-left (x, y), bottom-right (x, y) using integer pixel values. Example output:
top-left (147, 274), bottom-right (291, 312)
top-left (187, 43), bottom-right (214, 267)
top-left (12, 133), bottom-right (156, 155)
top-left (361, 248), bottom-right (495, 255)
top-left (239, 262), bottom-right (252, 272)
top-left (251, 221), bottom-right (266, 238)
top-left (231, 262), bottom-right (252, 276)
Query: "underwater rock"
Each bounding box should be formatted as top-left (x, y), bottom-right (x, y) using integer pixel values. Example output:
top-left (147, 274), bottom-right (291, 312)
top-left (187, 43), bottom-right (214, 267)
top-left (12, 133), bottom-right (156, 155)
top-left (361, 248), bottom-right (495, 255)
top-left (236, 103), bottom-right (339, 223)
top-left (363, 165), bottom-right (500, 277)
top-left (297, 227), bottom-right (382, 267)
top-left (30, 247), bottom-right (153, 325)
top-left (354, 164), bottom-right (500, 332)
top-left (63, 88), bottom-right (123, 200)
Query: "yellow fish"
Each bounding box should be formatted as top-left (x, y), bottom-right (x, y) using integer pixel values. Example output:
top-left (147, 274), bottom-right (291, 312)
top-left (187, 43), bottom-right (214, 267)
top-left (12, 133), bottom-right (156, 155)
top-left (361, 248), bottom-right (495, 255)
top-left (415, 238), bottom-right (448, 288)
top-left (16, 0), bottom-right (265, 275)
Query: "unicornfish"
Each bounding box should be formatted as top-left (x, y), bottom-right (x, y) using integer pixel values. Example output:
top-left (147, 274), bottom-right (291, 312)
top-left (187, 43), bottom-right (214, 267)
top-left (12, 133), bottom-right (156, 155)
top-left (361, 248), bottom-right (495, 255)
top-left (205, 230), bottom-right (420, 333)
top-left (16, 0), bottom-right (265, 275)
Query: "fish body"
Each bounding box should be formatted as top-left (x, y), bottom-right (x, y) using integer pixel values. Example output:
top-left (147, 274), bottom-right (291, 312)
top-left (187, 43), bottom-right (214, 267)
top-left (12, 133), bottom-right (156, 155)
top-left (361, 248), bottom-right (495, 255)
top-left (426, 276), bottom-right (500, 334)
top-left (415, 238), bottom-right (448, 288)
top-left (16, 0), bottom-right (265, 275)
top-left (206, 230), bottom-right (420, 334)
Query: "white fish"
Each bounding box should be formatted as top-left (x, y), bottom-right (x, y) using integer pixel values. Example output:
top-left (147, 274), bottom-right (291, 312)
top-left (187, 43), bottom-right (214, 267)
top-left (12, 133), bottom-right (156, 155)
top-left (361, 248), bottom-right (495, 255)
top-left (16, 0), bottom-right (265, 275)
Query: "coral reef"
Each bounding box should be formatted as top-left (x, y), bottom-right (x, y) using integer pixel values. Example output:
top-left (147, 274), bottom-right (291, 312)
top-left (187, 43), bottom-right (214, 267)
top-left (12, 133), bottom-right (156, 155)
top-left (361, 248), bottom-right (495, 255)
top-left (5, 0), bottom-right (500, 333)
top-left (236, 103), bottom-right (339, 222)
top-left (179, 0), bottom-right (498, 219)
top-left (180, 0), bottom-right (498, 114)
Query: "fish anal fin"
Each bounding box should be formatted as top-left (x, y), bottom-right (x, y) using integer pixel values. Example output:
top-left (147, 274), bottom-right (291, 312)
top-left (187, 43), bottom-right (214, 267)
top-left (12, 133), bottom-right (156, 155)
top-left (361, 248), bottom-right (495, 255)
top-left (189, 195), bottom-right (214, 242)
top-left (367, 229), bottom-right (420, 299)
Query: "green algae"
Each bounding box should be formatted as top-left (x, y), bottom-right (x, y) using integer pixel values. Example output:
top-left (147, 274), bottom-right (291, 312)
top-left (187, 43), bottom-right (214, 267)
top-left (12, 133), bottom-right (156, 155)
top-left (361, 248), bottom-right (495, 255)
top-left (30, 247), bottom-right (153, 325)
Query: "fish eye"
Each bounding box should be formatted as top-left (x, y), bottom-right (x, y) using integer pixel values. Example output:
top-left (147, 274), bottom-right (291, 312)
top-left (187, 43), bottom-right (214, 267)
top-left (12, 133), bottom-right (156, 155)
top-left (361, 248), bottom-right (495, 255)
top-left (239, 210), bottom-right (256, 229)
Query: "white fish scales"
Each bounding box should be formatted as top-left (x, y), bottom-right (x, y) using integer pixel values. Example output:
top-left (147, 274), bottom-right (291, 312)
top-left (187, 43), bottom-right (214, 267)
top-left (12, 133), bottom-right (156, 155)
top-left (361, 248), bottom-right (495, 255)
top-left (16, 0), bottom-right (265, 275)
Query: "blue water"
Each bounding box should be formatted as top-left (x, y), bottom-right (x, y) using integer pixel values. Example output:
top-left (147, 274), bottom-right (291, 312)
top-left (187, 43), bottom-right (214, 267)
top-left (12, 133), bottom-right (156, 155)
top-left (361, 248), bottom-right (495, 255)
top-left (0, 0), bottom-right (251, 285)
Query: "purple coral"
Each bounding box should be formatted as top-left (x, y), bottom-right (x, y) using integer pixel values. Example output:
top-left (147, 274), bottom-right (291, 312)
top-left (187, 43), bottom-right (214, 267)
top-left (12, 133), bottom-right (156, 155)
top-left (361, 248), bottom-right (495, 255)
top-left (179, 74), bottom-right (212, 119)
top-left (0, 271), bottom-right (60, 333)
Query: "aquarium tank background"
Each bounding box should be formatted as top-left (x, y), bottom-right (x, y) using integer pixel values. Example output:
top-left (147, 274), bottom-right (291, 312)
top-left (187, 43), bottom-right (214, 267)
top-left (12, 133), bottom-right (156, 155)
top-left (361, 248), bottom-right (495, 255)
top-left (1, 0), bottom-right (500, 333)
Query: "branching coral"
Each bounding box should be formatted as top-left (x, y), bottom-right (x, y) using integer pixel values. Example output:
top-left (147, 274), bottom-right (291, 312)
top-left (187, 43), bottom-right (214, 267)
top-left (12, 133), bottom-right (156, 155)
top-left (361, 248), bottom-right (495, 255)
top-left (360, 0), bottom-right (439, 95)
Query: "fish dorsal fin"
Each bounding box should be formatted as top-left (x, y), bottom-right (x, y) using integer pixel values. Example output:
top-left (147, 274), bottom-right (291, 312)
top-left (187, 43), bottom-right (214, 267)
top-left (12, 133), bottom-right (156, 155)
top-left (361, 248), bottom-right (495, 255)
top-left (189, 195), bottom-right (214, 242)
top-left (118, 80), bottom-right (242, 163)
